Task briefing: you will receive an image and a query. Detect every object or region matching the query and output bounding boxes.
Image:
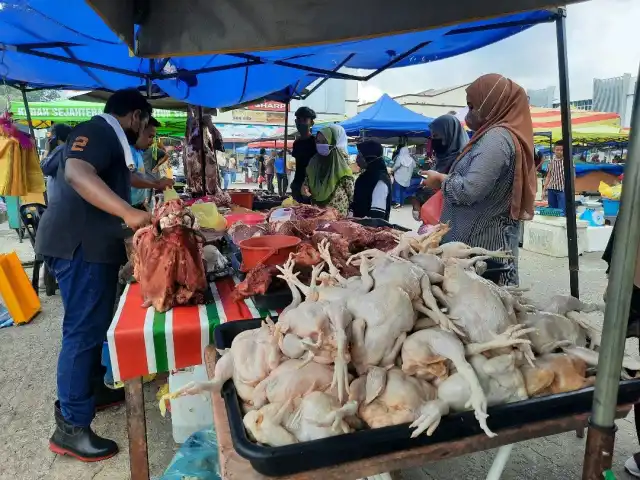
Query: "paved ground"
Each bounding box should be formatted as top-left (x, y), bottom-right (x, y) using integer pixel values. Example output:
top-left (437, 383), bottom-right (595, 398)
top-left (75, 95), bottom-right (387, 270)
top-left (0, 204), bottom-right (638, 480)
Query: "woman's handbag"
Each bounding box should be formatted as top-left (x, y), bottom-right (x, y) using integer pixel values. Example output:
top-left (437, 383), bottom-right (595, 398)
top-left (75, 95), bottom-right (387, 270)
top-left (420, 189), bottom-right (444, 225)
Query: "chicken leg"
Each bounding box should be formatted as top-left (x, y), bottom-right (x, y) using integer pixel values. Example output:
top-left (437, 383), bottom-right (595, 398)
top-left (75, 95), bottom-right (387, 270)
top-left (402, 328), bottom-right (495, 437)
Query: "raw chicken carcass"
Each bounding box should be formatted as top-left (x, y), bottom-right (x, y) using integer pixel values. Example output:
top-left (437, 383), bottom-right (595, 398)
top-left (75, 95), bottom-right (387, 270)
top-left (133, 199), bottom-right (207, 312)
top-left (252, 359), bottom-right (336, 408)
top-left (348, 285), bottom-right (416, 375)
top-left (276, 257), bottom-right (355, 402)
top-left (350, 368), bottom-right (449, 437)
top-left (540, 295), bottom-right (604, 316)
top-left (401, 328), bottom-right (504, 437)
top-left (172, 318), bottom-right (282, 407)
top-left (429, 241), bottom-right (512, 260)
top-left (441, 259), bottom-right (536, 365)
top-left (562, 346), bottom-right (640, 380)
top-left (349, 251), bottom-right (460, 334)
top-left (437, 353), bottom-right (528, 412)
top-left (244, 392), bottom-right (357, 446)
top-left (520, 311), bottom-right (589, 354)
top-left (534, 353), bottom-right (593, 394)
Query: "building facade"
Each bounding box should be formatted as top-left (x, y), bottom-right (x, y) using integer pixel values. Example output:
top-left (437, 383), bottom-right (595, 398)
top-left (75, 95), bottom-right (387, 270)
top-left (358, 84), bottom-right (469, 118)
top-left (592, 73), bottom-right (636, 128)
top-left (527, 86), bottom-right (556, 108)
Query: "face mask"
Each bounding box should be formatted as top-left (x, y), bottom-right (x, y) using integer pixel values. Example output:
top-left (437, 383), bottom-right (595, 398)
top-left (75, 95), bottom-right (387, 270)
top-left (356, 155), bottom-right (367, 170)
top-left (316, 144), bottom-right (331, 156)
top-left (296, 122), bottom-right (310, 136)
top-left (465, 109), bottom-right (484, 132)
top-left (431, 138), bottom-right (447, 154)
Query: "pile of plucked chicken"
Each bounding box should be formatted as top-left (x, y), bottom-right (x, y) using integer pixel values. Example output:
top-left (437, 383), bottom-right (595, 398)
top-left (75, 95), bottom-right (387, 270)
top-left (173, 223), bottom-right (640, 447)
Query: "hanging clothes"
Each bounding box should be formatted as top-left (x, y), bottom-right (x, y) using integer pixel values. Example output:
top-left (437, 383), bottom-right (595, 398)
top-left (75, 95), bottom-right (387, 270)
top-left (0, 113), bottom-right (44, 196)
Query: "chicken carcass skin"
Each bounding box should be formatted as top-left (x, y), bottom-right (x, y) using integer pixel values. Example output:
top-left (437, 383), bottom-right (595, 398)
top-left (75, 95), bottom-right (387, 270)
top-left (562, 346), bottom-right (640, 379)
top-left (252, 359), bottom-right (335, 408)
top-left (276, 258), bottom-right (354, 402)
top-left (348, 286), bottom-right (416, 375)
top-left (535, 353), bottom-right (591, 394)
top-left (520, 311), bottom-right (587, 354)
top-left (350, 368), bottom-right (449, 437)
top-left (541, 295), bottom-right (604, 316)
top-left (442, 261), bottom-right (535, 365)
top-left (244, 392), bottom-right (357, 447)
top-left (438, 353), bottom-right (528, 411)
top-left (401, 328), bottom-right (495, 437)
top-left (171, 319), bottom-right (281, 405)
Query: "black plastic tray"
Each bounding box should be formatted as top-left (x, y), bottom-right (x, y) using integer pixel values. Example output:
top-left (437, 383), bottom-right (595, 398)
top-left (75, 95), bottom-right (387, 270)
top-left (351, 217), bottom-right (410, 232)
top-left (253, 198), bottom-right (284, 211)
top-left (214, 319), bottom-right (640, 477)
top-left (252, 286), bottom-right (292, 311)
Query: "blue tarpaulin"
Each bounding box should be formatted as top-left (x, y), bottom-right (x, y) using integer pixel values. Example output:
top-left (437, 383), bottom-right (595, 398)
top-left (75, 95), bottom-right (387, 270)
top-left (0, 1), bottom-right (558, 108)
top-left (540, 162), bottom-right (625, 177)
top-left (340, 94), bottom-right (433, 138)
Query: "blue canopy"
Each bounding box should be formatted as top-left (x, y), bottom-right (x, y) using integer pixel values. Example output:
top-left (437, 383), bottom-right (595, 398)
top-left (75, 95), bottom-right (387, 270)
top-left (0, 2), bottom-right (559, 108)
top-left (340, 94), bottom-right (433, 139)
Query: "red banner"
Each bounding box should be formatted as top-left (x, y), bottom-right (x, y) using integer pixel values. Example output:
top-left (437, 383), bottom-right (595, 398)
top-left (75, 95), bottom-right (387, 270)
top-left (247, 101), bottom-right (286, 112)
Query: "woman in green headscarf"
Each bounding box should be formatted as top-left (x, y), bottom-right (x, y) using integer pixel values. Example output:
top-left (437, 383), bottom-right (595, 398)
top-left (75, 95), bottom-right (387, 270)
top-left (302, 124), bottom-right (354, 216)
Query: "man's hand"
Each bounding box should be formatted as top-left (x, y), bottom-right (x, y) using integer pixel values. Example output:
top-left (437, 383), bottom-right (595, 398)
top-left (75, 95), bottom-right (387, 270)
top-left (157, 177), bottom-right (175, 190)
top-left (123, 207), bottom-right (151, 230)
top-left (420, 170), bottom-right (446, 189)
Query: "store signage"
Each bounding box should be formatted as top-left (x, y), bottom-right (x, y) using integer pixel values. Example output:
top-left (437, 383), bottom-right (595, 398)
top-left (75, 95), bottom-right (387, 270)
top-left (247, 101), bottom-right (286, 112)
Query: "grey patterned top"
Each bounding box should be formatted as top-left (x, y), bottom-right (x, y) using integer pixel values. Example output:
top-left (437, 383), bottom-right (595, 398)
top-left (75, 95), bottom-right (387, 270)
top-left (440, 127), bottom-right (520, 285)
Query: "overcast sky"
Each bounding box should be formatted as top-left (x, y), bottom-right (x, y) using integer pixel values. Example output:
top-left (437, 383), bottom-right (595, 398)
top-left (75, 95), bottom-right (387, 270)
top-left (358, 0), bottom-right (640, 104)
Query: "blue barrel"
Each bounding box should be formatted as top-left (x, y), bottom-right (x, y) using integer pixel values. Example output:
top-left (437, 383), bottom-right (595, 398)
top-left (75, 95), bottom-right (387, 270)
top-left (602, 199), bottom-right (620, 217)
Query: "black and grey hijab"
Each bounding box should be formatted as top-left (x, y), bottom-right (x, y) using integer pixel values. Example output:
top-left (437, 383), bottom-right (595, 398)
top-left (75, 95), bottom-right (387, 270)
top-left (353, 140), bottom-right (391, 220)
top-left (430, 114), bottom-right (469, 174)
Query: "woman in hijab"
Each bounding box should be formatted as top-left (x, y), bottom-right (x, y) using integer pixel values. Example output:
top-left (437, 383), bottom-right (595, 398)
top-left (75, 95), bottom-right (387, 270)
top-left (303, 124), bottom-right (354, 216)
top-left (352, 140), bottom-right (392, 220)
top-left (390, 146), bottom-right (415, 207)
top-left (411, 114), bottom-right (468, 218)
top-left (421, 74), bottom-right (536, 285)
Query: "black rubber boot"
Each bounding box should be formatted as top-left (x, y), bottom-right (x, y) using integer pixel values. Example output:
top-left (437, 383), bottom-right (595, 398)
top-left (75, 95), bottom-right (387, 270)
top-left (49, 401), bottom-right (118, 462)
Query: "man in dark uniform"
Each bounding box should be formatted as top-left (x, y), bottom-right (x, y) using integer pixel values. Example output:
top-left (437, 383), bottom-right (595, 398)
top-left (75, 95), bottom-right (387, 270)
top-left (35, 89), bottom-right (171, 462)
top-left (290, 106), bottom-right (317, 201)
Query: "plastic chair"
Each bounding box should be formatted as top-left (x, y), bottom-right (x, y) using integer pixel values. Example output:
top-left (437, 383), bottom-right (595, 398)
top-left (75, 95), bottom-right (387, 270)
top-left (18, 203), bottom-right (57, 296)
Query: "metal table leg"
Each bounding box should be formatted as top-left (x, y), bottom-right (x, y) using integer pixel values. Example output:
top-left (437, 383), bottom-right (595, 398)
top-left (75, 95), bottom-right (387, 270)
top-left (486, 444), bottom-right (514, 480)
top-left (125, 377), bottom-right (150, 480)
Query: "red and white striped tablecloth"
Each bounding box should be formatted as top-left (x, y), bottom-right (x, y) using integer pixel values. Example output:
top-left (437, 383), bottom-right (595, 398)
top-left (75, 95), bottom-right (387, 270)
top-left (107, 277), bottom-right (279, 382)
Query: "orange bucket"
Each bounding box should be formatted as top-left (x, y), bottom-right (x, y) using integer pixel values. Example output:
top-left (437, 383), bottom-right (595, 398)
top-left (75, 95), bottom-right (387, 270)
top-left (239, 235), bottom-right (301, 272)
top-left (229, 191), bottom-right (255, 209)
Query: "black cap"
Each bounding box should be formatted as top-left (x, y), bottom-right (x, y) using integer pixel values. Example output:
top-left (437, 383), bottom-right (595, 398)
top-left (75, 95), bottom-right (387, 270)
top-left (295, 106), bottom-right (316, 120)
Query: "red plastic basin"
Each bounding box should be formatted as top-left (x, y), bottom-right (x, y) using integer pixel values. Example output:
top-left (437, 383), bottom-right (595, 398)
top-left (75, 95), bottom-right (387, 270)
top-left (224, 213), bottom-right (265, 227)
top-left (239, 235), bottom-right (301, 272)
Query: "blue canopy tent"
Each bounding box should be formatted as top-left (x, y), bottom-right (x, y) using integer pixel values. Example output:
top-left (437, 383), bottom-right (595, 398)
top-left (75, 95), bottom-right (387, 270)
top-left (340, 94), bottom-right (433, 144)
top-left (0, 2), bottom-right (562, 108)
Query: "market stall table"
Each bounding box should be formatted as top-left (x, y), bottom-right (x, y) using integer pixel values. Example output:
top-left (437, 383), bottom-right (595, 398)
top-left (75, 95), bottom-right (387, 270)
top-left (107, 279), bottom-right (278, 480)
top-left (204, 345), bottom-right (638, 480)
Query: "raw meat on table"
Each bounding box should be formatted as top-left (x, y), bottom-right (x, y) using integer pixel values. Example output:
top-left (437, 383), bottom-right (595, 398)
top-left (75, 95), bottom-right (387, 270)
top-left (133, 199), bottom-right (207, 312)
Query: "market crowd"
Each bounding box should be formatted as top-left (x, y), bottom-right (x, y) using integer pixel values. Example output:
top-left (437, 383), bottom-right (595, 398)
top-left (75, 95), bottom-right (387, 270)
top-left (34, 72), bottom-right (541, 462)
